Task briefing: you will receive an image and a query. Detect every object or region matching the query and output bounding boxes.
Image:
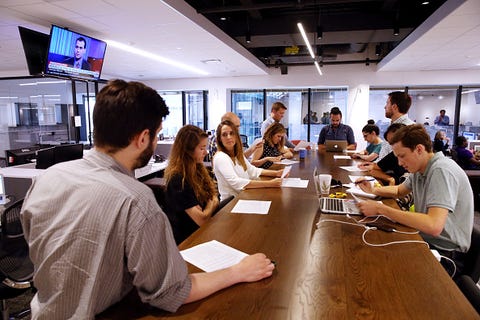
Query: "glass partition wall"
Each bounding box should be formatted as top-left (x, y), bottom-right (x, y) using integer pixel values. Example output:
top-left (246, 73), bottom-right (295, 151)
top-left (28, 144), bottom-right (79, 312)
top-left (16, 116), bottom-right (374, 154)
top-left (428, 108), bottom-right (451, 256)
top-left (0, 76), bottom-right (103, 166)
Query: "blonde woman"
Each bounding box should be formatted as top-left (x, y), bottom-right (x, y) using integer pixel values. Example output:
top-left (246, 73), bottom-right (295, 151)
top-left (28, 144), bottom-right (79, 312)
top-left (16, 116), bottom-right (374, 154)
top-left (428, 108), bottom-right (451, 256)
top-left (251, 122), bottom-right (293, 169)
top-left (213, 120), bottom-right (285, 201)
top-left (164, 125), bottom-right (219, 244)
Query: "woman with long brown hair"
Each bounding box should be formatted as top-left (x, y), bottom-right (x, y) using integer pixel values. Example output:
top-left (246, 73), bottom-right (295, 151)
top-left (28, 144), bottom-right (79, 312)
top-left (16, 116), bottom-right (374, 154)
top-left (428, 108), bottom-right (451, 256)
top-left (164, 125), bottom-right (219, 244)
top-left (213, 120), bottom-right (285, 201)
top-left (251, 122), bottom-right (293, 169)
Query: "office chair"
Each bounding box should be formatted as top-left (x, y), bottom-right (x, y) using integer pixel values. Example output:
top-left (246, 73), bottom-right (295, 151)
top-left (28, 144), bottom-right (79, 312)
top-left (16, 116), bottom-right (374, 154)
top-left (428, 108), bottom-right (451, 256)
top-left (461, 225), bottom-right (480, 283)
top-left (0, 199), bottom-right (34, 320)
top-left (213, 195), bottom-right (235, 216)
top-left (456, 275), bottom-right (480, 314)
top-left (239, 135), bottom-right (249, 149)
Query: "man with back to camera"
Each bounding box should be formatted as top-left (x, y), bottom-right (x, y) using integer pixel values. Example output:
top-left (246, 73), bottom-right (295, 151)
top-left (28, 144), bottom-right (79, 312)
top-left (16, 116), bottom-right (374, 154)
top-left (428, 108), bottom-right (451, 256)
top-left (261, 102), bottom-right (295, 148)
top-left (357, 124), bottom-right (473, 274)
top-left (377, 91), bottom-right (415, 161)
top-left (434, 109), bottom-right (450, 125)
top-left (20, 80), bottom-right (274, 319)
top-left (64, 36), bottom-right (91, 70)
top-left (317, 107), bottom-right (356, 151)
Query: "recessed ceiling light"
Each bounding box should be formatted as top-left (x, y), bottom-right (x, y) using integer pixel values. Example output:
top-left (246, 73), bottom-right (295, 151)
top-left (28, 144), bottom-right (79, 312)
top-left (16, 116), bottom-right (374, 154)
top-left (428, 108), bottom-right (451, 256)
top-left (201, 59), bottom-right (222, 64)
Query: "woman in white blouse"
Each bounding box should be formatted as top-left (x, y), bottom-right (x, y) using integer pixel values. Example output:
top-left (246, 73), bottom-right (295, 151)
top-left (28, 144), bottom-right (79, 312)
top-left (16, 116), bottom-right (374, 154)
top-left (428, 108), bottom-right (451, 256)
top-left (213, 120), bottom-right (285, 201)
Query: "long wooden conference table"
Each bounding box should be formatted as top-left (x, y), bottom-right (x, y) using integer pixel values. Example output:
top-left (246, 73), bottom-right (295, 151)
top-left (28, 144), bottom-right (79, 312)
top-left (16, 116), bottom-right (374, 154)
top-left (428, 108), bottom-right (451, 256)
top-left (98, 150), bottom-right (478, 319)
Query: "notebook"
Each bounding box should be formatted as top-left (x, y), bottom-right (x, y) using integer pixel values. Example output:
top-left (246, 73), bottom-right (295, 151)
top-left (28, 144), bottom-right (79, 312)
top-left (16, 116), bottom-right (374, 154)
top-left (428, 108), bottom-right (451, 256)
top-left (325, 140), bottom-right (348, 152)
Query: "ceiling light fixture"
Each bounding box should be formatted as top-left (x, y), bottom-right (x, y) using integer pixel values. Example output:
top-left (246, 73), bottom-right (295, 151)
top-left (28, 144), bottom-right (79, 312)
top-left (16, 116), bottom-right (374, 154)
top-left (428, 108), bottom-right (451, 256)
top-left (317, 26), bottom-right (323, 40)
top-left (314, 61), bottom-right (323, 76)
top-left (297, 22), bottom-right (315, 59)
top-left (246, 31), bottom-right (251, 44)
top-left (375, 44), bottom-right (381, 56)
top-left (106, 40), bottom-right (209, 76)
top-left (393, 26), bottom-right (400, 36)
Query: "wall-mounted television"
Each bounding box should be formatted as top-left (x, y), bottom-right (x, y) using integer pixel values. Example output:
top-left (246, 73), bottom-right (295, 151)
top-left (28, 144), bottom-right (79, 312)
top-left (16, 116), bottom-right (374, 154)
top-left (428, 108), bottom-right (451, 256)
top-left (18, 26), bottom-right (50, 76)
top-left (45, 25), bottom-right (107, 81)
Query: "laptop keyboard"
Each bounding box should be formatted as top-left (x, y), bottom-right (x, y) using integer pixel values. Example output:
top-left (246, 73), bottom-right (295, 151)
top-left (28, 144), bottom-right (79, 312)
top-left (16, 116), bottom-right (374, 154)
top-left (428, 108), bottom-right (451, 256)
top-left (323, 197), bottom-right (345, 212)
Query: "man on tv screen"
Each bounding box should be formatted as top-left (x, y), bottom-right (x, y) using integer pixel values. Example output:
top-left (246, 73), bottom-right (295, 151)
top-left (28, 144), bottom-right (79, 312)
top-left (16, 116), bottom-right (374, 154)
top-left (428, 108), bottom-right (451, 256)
top-left (64, 37), bottom-right (91, 70)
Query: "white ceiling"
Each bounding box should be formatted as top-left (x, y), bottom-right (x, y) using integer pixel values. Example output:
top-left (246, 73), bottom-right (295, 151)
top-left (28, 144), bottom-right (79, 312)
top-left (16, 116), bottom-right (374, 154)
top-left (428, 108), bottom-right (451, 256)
top-left (0, 0), bottom-right (479, 81)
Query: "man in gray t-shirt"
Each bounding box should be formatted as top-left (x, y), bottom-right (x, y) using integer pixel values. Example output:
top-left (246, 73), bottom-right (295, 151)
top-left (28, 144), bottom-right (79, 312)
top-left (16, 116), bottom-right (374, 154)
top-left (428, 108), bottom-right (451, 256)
top-left (357, 125), bottom-right (473, 271)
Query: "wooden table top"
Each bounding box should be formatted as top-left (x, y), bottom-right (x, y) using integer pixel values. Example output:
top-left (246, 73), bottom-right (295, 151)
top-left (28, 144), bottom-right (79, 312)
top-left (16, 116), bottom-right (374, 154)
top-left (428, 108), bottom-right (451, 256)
top-left (98, 150), bottom-right (479, 319)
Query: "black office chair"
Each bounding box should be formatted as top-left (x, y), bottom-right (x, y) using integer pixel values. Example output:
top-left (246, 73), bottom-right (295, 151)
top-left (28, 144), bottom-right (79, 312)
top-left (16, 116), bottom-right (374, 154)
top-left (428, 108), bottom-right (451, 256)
top-left (0, 199), bottom-right (34, 320)
top-left (455, 225), bottom-right (480, 313)
top-left (213, 195), bottom-right (235, 216)
top-left (239, 135), bottom-right (249, 149)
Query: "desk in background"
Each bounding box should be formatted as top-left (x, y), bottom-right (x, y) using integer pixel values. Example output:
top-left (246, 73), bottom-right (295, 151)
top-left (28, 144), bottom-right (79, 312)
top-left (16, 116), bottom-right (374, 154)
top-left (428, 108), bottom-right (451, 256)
top-left (96, 150), bottom-right (477, 319)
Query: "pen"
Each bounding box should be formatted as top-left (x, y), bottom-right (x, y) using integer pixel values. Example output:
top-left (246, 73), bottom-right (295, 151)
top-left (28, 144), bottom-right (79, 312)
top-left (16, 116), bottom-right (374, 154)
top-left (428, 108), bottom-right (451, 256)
top-left (354, 178), bottom-right (375, 185)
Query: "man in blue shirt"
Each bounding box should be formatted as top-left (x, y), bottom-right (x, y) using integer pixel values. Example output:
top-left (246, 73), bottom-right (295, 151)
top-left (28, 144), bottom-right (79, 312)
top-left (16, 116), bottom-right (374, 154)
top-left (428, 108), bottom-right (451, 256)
top-left (434, 109), bottom-right (450, 125)
top-left (317, 107), bottom-right (356, 151)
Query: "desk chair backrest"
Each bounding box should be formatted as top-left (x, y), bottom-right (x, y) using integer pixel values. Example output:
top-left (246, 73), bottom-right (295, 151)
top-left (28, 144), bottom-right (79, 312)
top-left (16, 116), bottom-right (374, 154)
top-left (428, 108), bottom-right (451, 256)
top-left (1, 199), bottom-right (25, 240)
top-left (240, 135), bottom-right (249, 149)
top-left (0, 199), bottom-right (34, 319)
top-left (463, 225), bottom-right (480, 283)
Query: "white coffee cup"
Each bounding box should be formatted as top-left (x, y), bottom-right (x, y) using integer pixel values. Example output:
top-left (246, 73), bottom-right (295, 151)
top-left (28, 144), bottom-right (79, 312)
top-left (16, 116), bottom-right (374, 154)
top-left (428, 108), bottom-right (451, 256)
top-left (318, 174), bottom-right (332, 195)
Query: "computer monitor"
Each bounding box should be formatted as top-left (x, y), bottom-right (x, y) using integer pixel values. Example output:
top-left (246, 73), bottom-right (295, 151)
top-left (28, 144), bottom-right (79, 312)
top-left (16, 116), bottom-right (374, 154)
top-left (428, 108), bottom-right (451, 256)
top-left (35, 147), bottom-right (56, 169)
top-left (53, 144), bottom-right (84, 165)
top-left (463, 131), bottom-right (476, 141)
top-left (5, 146), bottom-right (42, 166)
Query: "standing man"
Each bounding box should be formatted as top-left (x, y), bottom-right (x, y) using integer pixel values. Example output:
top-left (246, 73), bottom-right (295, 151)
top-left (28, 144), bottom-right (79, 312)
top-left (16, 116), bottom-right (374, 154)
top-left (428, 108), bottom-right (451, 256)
top-left (261, 102), bottom-right (295, 148)
top-left (64, 37), bottom-right (91, 70)
top-left (317, 107), bottom-right (356, 151)
top-left (377, 91), bottom-right (415, 161)
top-left (434, 109), bottom-right (450, 125)
top-left (21, 80), bottom-right (274, 319)
top-left (357, 124), bottom-right (473, 274)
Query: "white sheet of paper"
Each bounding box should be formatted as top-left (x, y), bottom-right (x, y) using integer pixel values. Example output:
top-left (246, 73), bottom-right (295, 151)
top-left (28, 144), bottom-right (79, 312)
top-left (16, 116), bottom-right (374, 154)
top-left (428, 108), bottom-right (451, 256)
top-left (339, 165), bottom-right (368, 172)
top-left (294, 140), bottom-right (311, 151)
top-left (281, 165), bottom-right (292, 178)
top-left (333, 155), bottom-right (351, 160)
top-left (231, 200), bottom-right (271, 214)
top-left (274, 159), bottom-right (299, 165)
top-left (282, 178), bottom-right (309, 188)
top-left (348, 175), bottom-right (374, 182)
top-left (180, 240), bottom-right (248, 272)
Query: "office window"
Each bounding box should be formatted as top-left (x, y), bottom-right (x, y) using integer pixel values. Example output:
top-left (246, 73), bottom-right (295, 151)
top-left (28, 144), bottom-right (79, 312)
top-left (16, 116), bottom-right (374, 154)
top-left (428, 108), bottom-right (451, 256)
top-left (266, 90), bottom-right (305, 142)
top-left (185, 91), bottom-right (206, 130)
top-left (231, 91), bottom-right (264, 144)
top-left (459, 87), bottom-right (480, 143)
top-left (309, 88), bottom-right (348, 143)
top-left (158, 91), bottom-right (183, 138)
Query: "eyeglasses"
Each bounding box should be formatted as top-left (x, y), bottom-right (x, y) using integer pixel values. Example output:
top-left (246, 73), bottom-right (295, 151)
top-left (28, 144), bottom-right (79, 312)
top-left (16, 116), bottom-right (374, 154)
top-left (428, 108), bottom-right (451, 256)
top-left (363, 133), bottom-right (370, 138)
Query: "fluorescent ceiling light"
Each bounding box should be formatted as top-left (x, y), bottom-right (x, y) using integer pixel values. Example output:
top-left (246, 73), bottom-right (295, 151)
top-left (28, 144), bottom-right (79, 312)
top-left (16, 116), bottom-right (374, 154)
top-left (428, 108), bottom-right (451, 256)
top-left (106, 40), bottom-right (209, 76)
top-left (0, 96), bottom-right (18, 99)
top-left (19, 80), bottom-right (66, 86)
top-left (297, 23), bottom-right (315, 59)
top-left (314, 61), bottom-right (323, 76)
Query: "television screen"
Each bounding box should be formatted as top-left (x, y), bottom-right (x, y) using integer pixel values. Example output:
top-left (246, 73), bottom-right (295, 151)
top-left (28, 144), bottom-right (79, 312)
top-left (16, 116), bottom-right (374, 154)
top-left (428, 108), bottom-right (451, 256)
top-left (18, 26), bottom-right (50, 76)
top-left (45, 25), bottom-right (107, 81)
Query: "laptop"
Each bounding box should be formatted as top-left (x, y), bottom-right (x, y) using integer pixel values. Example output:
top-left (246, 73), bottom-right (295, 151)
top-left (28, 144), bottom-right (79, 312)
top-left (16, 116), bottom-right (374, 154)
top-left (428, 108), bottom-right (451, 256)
top-left (325, 140), bottom-right (348, 152)
top-left (313, 167), bottom-right (360, 215)
top-left (0, 174), bottom-right (6, 205)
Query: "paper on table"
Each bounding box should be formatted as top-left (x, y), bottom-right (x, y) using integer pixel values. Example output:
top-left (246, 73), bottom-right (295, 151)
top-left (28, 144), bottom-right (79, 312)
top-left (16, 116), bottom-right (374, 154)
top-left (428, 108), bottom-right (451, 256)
top-left (294, 140), bottom-right (311, 151)
top-left (282, 178), bottom-right (309, 188)
top-left (180, 240), bottom-right (248, 272)
top-left (274, 159), bottom-right (299, 165)
top-left (339, 165), bottom-right (368, 172)
top-left (348, 175), bottom-right (374, 182)
top-left (281, 165), bottom-right (291, 178)
top-left (333, 155), bottom-right (351, 160)
top-left (231, 200), bottom-right (271, 214)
